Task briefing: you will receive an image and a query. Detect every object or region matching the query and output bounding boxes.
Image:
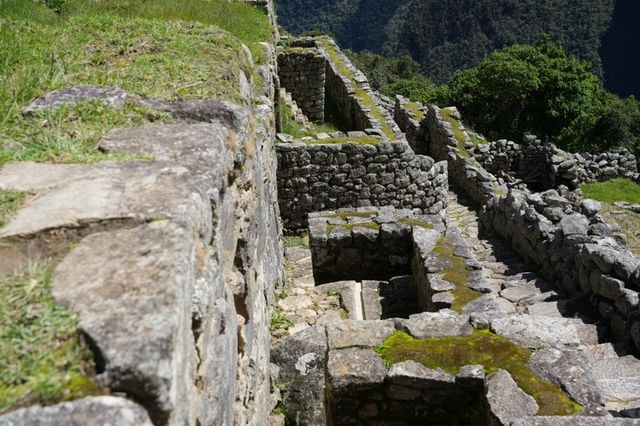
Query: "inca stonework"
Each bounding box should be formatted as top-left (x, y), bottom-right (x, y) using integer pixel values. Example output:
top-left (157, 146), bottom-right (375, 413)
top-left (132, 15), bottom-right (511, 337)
top-left (1, 1), bottom-right (640, 425)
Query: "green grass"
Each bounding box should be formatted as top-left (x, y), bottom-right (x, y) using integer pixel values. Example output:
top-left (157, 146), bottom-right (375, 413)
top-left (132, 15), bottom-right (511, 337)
top-left (316, 37), bottom-right (396, 140)
top-left (377, 330), bottom-right (582, 416)
top-left (441, 108), bottom-right (470, 158)
top-left (470, 133), bottom-right (487, 146)
top-left (404, 101), bottom-right (425, 121)
top-left (0, 262), bottom-right (101, 413)
top-left (1, 101), bottom-right (162, 165)
top-left (280, 102), bottom-right (340, 139)
top-left (283, 233), bottom-right (309, 249)
top-left (0, 0), bottom-right (270, 165)
top-left (581, 178), bottom-right (640, 205)
top-left (581, 179), bottom-right (640, 255)
top-left (433, 236), bottom-right (481, 312)
top-left (0, 189), bottom-right (25, 228)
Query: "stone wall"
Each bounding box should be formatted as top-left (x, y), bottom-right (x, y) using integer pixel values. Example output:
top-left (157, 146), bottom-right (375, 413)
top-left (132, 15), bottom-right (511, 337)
top-left (317, 36), bottom-right (404, 140)
top-left (425, 105), bottom-right (502, 205)
top-left (471, 136), bottom-right (638, 190)
top-left (481, 188), bottom-right (640, 351)
top-left (277, 44), bottom-right (325, 122)
top-left (276, 140), bottom-right (448, 231)
top-left (394, 95), bottom-right (428, 154)
top-left (307, 208), bottom-right (445, 284)
top-left (0, 3), bottom-right (284, 424)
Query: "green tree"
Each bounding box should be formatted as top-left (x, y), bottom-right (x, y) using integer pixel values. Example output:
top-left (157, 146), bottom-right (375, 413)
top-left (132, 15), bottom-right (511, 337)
top-left (441, 39), bottom-right (602, 146)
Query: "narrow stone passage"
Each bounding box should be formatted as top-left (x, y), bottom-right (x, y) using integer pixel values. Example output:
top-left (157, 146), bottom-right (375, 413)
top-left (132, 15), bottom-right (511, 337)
top-left (448, 186), bottom-right (640, 415)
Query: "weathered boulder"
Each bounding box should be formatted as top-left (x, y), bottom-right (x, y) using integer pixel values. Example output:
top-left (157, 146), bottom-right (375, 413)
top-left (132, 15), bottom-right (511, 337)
top-left (271, 325), bottom-right (328, 425)
top-left (486, 369), bottom-right (538, 425)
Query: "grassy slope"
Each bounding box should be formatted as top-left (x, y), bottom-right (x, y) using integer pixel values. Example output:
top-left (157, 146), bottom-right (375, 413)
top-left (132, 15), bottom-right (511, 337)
top-left (581, 178), bottom-right (640, 254)
top-left (0, 0), bottom-right (271, 412)
top-left (0, 0), bottom-right (270, 165)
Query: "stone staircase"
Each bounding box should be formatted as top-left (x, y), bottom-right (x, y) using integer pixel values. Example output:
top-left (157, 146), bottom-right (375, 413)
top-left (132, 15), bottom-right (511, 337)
top-left (448, 187), bottom-right (640, 417)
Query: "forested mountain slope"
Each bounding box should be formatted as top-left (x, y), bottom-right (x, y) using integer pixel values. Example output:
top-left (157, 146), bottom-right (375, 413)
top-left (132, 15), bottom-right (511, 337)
top-left (276, 0), bottom-right (637, 96)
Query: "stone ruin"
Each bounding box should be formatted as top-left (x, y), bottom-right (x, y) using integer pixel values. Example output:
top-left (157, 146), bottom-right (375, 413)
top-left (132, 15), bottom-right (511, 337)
top-left (271, 37), bottom-right (640, 426)
top-left (1, 2), bottom-right (640, 425)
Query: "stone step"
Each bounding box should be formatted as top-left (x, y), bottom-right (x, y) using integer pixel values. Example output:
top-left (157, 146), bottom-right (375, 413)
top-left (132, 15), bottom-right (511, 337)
top-left (591, 356), bottom-right (640, 380)
top-left (580, 343), bottom-right (628, 363)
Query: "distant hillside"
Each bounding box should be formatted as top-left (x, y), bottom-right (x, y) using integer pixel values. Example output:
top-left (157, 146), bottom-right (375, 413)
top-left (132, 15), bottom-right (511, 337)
top-left (275, 0), bottom-right (406, 52)
top-left (276, 0), bottom-right (637, 96)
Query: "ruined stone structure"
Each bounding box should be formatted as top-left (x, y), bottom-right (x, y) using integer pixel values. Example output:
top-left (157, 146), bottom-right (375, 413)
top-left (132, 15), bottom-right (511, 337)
top-left (3, 1), bottom-right (640, 425)
top-left (277, 42), bottom-right (326, 122)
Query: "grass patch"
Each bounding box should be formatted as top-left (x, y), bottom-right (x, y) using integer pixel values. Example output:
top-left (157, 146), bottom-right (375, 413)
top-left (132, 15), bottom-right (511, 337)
top-left (433, 236), bottom-right (481, 312)
top-left (404, 101), bottom-right (425, 121)
top-left (376, 330), bottom-right (582, 416)
top-left (599, 204), bottom-right (640, 255)
top-left (0, 262), bottom-right (101, 413)
top-left (1, 101), bottom-right (161, 165)
top-left (283, 233), bottom-right (309, 249)
top-left (0, 0), bottom-right (268, 165)
top-left (63, 0), bottom-right (271, 65)
top-left (441, 108), bottom-right (470, 158)
top-left (0, 189), bottom-right (25, 228)
top-left (270, 308), bottom-right (294, 334)
top-left (470, 133), bottom-right (487, 146)
top-left (581, 178), bottom-right (640, 205)
top-left (305, 136), bottom-right (380, 145)
top-left (280, 101), bottom-right (340, 139)
top-left (316, 37), bottom-right (395, 140)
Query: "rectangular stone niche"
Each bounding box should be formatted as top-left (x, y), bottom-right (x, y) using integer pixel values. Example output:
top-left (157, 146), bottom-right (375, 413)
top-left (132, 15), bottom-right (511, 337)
top-left (308, 208), bottom-right (443, 284)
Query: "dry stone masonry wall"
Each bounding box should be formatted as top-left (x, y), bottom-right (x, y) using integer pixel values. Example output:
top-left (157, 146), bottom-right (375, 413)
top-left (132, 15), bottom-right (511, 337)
top-left (396, 99), bottom-right (640, 355)
top-left (0, 2), bottom-right (284, 425)
top-left (277, 141), bottom-right (448, 231)
top-left (471, 136), bottom-right (638, 190)
top-left (277, 42), bottom-right (326, 122)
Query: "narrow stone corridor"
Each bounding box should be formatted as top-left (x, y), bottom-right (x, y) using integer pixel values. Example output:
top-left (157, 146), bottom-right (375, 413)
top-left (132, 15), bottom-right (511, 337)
top-left (448, 187), bottom-right (640, 416)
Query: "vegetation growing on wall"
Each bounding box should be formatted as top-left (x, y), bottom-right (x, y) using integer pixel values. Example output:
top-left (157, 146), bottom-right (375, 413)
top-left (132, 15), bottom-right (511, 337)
top-left (0, 0), bottom-right (269, 165)
top-left (0, 263), bottom-right (101, 413)
top-left (376, 330), bottom-right (582, 416)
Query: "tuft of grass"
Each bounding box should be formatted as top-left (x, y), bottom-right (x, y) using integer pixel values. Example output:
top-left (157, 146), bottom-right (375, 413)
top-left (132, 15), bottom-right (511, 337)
top-left (1, 101), bottom-right (161, 166)
top-left (404, 101), bottom-right (425, 121)
top-left (581, 178), bottom-right (640, 205)
top-left (271, 308), bottom-right (294, 333)
top-left (0, 262), bottom-right (101, 413)
top-left (283, 233), bottom-right (309, 249)
top-left (62, 0), bottom-right (272, 65)
top-left (316, 37), bottom-right (396, 140)
top-left (441, 108), bottom-right (470, 158)
top-left (0, 189), bottom-right (25, 228)
top-left (376, 330), bottom-right (582, 416)
top-left (470, 133), bottom-right (487, 146)
top-left (433, 236), bottom-right (481, 312)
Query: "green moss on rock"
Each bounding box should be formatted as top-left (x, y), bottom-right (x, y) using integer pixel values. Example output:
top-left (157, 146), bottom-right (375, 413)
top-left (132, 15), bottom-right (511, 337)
top-left (433, 236), bottom-right (481, 312)
top-left (441, 108), bottom-right (470, 158)
top-left (377, 330), bottom-right (582, 416)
